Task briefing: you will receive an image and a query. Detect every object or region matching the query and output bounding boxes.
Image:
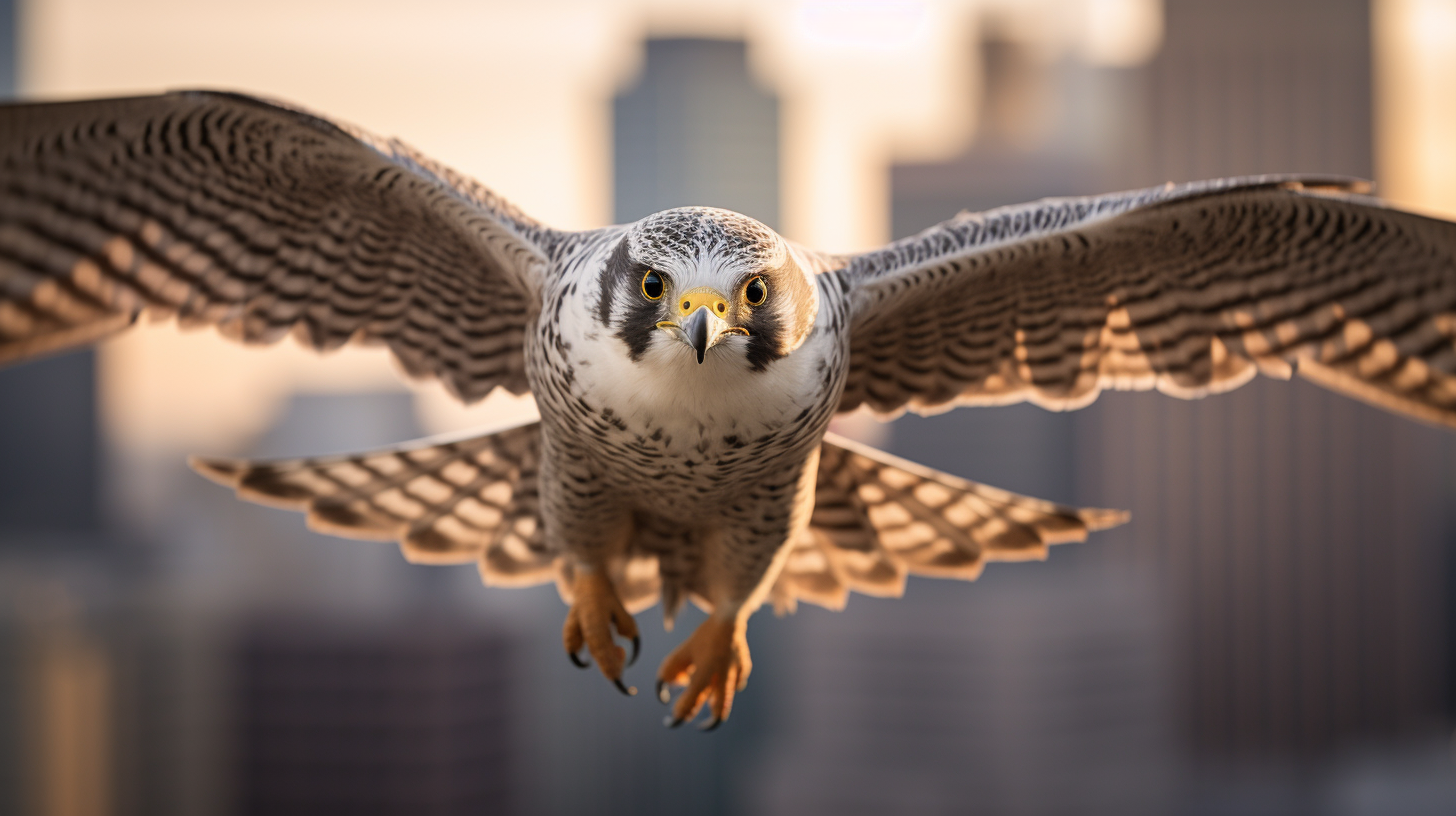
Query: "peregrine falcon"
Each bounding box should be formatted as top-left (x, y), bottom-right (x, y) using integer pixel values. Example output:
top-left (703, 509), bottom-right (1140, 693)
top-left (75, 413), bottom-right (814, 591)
top-left (4, 92), bottom-right (1455, 728)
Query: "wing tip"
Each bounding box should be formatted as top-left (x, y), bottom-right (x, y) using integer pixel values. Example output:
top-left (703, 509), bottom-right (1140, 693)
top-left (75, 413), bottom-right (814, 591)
top-left (1297, 358), bottom-right (1456, 431)
top-left (187, 454), bottom-right (244, 487)
top-left (1276, 176), bottom-right (1374, 196)
top-left (1080, 507), bottom-right (1132, 532)
top-left (0, 313), bottom-right (137, 370)
top-left (189, 454), bottom-right (322, 510)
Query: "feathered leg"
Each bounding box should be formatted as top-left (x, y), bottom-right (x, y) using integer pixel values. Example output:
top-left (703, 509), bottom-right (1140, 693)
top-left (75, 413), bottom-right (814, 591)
top-left (655, 446), bottom-right (820, 728)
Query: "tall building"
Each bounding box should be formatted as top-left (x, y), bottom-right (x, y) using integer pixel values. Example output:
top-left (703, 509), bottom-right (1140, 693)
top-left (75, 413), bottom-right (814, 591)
top-left (884, 1), bottom-right (1455, 812)
top-left (614, 38), bottom-right (779, 229)
top-left (1078, 0), bottom-right (1453, 760)
top-left (761, 19), bottom-right (1179, 816)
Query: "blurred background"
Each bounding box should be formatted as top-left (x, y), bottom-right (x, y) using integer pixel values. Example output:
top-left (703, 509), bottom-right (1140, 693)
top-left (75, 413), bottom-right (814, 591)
top-left (2, 0), bottom-right (1456, 813)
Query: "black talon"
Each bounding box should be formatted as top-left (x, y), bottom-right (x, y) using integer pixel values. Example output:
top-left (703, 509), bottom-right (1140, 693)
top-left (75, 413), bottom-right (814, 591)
top-left (664, 714), bottom-right (685, 729)
top-left (568, 650), bottom-right (589, 669)
top-left (628, 635), bottom-right (641, 667)
top-left (613, 678), bottom-right (637, 696)
top-left (655, 680), bottom-right (671, 705)
top-left (700, 716), bottom-right (722, 732)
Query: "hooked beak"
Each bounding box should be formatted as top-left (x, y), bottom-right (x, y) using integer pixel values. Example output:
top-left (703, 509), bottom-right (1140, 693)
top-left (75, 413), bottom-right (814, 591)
top-left (682, 306), bottom-right (727, 364)
top-left (657, 306), bottom-right (744, 364)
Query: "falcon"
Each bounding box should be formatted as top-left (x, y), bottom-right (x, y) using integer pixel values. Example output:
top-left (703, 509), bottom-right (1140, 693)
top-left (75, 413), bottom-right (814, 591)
top-left (3, 91), bottom-right (1455, 729)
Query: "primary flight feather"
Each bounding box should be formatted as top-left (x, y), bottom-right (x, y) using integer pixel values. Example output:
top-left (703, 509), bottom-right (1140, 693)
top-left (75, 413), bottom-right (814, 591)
top-left (3, 91), bottom-right (1454, 728)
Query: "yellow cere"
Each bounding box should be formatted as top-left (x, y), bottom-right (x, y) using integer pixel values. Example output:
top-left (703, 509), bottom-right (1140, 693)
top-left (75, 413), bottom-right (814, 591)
top-left (677, 287), bottom-right (730, 316)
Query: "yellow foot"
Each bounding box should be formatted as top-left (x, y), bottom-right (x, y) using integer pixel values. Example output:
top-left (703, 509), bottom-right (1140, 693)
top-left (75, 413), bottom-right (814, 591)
top-left (562, 569), bottom-right (640, 695)
top-left (656, 614), bottom-right (751, 730)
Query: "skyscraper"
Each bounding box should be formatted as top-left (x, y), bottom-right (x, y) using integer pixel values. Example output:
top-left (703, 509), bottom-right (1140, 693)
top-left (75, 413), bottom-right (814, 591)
top-left (1079, 0), bottom-right (1452, 759)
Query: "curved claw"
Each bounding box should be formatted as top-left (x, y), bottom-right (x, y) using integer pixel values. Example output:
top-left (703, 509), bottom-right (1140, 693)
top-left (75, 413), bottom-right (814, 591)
top-left (563, 570), bottom-right (640, 691)
top-left (629, 635), bottom-right (641, 667)
top-left (700, 716), bottom-right (722, 732)
top-left (613, 678), bottom-right (637, 697)
top-left (656, 679), bottom-right (671, 705)
top-left (664, 714), bottom-right (686, 729)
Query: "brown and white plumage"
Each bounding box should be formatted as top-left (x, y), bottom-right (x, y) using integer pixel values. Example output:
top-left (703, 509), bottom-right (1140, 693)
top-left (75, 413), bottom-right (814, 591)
top-left (188, 417), bottom-right (550, 582)
top-left (0, 91), bottom-right (550, 400)
top-left (775, 433), bottom-right (1127, 615)
top-left (4, 91), bottom-right (1455, 727)
top-left (837, 177), bottom-right (1456, 425)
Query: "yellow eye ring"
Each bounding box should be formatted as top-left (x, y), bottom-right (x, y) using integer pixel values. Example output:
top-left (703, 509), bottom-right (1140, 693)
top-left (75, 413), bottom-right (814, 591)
top-left (641, 269), bottom-right (664, 300)
top-left (744, 275), bottom-right (768, 306)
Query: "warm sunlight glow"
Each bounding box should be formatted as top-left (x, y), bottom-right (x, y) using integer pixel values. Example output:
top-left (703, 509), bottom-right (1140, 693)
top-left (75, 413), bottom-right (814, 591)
top-left (1082, 0), bottom-right (1164, 66)
top-left (1375, 0), bottom-right (1456, 220)
top-left (794, 0), bottom-right (933, 51)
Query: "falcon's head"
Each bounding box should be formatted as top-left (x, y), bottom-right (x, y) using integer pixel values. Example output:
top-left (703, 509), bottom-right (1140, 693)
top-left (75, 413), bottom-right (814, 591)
top-left (596, 208), bottom-right (818, 370)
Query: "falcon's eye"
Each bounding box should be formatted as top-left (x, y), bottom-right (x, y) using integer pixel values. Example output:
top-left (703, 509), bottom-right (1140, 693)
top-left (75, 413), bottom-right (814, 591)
top-left (744, 276), bottom-right (768, 306)
top-left (641, 270), bottom-right (664, 300)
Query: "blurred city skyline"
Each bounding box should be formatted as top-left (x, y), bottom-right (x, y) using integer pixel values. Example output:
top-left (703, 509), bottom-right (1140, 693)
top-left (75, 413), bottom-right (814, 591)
top-left (3, 1), bottom-right (1456, 815)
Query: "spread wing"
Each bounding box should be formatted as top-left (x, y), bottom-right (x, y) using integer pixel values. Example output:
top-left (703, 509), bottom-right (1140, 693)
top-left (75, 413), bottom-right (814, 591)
top-left (0, 91), bottom-right (557, 401)
top-left (190, 418), bottom-right (553, 587)
top-left (836, 176), bottom-right (1456, 427)
top-left (191, 421), bottom-right (1128, 616)
top-left (769, 433), bottom-right (1127, 614)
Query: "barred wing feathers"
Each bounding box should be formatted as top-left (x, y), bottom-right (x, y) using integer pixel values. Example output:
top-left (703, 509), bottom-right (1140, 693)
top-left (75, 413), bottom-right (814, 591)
top-left (770, 433), bottom-right (1128, 614)
top-left (190, 418), bottom-right (551, 586)
top-left (837, 176), bottom-right (1456, 427)
top-left (194, 422), bottom-right (1123, 615)
top-left (0, 91), bottom-right (554, 401)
